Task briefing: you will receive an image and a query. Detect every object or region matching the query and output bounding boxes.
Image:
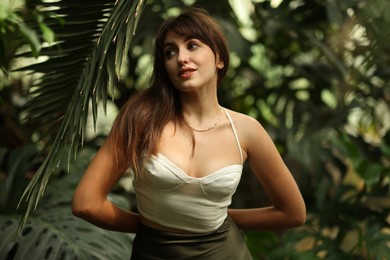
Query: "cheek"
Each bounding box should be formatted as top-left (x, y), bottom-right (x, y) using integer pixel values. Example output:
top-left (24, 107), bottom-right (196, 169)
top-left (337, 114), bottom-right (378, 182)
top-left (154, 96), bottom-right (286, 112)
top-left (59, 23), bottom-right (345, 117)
top-left (164, 62), bottom-right (177, 81)
top-left (164, 62), bottom-right (173, 75)
top-left (164, 61), bottom-right (174, 73)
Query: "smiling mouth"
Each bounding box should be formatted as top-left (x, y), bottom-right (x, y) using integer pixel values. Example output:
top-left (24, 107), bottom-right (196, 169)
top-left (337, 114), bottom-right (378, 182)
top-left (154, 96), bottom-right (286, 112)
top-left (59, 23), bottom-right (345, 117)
top-left (178, 67), bottom-right (197, 77)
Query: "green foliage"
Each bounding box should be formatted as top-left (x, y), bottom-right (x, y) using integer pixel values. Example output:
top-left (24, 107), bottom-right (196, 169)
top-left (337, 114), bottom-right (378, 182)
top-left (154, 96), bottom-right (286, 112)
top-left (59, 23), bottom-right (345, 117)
top-left (0, 145), bottom-right (134, 259)
top-left (16, 0), bottom-right (146, 233)
top-left (0, 145), bottom-right (36, 214)
top-left (228, 0), bottom-right (390, 259)
top-left (0, 0), bottom-right (389, 259)
top-left (0, 0), bottom-right (57, 68)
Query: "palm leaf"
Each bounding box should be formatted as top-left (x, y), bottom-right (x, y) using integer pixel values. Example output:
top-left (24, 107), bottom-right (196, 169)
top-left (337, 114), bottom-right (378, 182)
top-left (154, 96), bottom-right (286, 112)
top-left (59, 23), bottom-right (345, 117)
top-left (16, 0), bottom-right (146, 233)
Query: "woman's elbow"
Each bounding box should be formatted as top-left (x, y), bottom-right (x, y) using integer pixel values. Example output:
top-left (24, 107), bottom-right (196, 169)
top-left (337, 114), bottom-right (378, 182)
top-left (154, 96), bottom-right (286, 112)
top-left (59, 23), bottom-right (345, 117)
top-left (291, 211), bottom-right (306, 227)
top-left (71, 194), bottom-right (96, 220)
top-left (72, 203), bottom-right (85, 218)
top-left (288, 204), bottom-right (306, 228)
top-left (72, 201), bottom-right (87, 219)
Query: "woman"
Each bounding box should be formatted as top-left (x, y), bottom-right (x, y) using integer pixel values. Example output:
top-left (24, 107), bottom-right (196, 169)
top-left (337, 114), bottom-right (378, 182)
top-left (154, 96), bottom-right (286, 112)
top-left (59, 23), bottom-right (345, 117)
top-left (72, 8), bottom-right (306, 259)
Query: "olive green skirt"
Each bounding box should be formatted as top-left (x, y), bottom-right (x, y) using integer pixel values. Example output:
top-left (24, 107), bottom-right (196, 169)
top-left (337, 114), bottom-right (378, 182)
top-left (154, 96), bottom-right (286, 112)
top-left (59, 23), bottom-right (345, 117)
top-left (130, 216), bottom-right (252, 260)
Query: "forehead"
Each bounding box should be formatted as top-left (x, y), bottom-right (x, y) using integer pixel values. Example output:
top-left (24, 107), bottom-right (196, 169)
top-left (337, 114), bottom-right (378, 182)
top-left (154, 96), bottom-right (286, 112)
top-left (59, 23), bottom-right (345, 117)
top-left (163, 31), bottom-right (192, 45)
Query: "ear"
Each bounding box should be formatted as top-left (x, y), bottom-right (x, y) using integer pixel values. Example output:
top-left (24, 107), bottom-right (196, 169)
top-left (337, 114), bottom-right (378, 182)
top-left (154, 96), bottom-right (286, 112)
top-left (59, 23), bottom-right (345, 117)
top-left (216, 53), bottom-right (224, 69)
top-left (216, 60), bottom-right (224, 69)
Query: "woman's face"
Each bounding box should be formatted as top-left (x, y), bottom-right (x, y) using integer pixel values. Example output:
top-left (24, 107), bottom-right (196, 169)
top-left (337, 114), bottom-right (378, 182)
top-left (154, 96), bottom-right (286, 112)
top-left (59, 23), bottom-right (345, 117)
top-left (163, 31), bottom-right (224, 93)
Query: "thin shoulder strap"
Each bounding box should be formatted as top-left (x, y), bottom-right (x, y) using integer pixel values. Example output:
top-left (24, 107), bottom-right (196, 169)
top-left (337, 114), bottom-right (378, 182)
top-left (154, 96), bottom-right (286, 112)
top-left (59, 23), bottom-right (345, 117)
top-left (223, 108), bottom-right (244, 164)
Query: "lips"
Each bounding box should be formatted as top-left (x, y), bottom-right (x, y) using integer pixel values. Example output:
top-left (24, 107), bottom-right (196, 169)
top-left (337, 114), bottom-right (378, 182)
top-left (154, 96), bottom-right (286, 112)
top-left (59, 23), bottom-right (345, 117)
top-left (178, 67), bottom-right (197, 78)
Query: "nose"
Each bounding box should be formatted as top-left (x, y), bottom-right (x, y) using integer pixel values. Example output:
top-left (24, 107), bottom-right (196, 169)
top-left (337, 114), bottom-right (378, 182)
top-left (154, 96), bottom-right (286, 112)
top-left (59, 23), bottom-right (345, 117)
top-left (177, 48), bottom-right (190, 64)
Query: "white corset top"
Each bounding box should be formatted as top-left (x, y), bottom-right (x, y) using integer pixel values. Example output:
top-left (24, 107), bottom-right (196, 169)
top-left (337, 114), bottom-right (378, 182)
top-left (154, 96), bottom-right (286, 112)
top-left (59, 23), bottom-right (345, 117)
top-left (133, 109), bottom-right (244, 233)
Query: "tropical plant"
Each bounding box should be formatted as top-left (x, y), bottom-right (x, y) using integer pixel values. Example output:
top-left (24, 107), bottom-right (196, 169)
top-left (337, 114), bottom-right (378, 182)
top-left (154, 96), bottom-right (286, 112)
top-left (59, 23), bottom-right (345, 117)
top-left (0, 0), bottom-right (389, 259)
top-left (0, 145), bottom-right (134, 259)
top-left (229, 0), bottom-right (390, 259)
top-left (1, 0), bottom-right (142, 258)
top-left (0, 0), bottom-right (56, 71)
top-left (10, 0), bottom-right (146, 231)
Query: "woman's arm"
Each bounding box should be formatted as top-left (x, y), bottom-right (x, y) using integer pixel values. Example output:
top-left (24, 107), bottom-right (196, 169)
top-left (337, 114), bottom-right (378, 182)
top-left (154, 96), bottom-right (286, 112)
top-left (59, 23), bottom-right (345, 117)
top-left (72, 141), bottom-right (139, 233)
top-left (228, 115), bottom-right (306, 230)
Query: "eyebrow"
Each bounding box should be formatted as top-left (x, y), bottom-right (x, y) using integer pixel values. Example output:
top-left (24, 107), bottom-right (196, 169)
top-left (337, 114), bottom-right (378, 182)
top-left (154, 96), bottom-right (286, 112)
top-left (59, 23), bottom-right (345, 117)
top-left (163, 35), bottom-right (198, 49)
top-left (163, 42), bottom-right (175, 50)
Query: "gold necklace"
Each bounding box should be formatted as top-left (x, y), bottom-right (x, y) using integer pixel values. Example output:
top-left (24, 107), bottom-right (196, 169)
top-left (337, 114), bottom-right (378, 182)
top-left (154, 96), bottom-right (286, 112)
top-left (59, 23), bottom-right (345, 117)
top-left (186, 107), bottom-right (224, 132)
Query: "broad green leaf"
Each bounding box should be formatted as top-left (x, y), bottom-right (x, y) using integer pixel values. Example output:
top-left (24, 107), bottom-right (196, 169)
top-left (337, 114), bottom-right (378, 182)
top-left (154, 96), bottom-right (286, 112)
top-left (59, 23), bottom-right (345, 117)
top-left (357, 162), bottom-right (383, 187)
top-left (18, 23), bottom-right (41, 58)
top-left (39, 22), bottom-right (55, 44)
top-left (1, 168), bottom-right (133, 260)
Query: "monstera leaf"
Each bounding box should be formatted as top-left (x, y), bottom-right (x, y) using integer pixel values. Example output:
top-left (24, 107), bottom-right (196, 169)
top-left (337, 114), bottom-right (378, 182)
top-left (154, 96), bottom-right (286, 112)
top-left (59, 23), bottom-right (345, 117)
top-left (1, 184), bottom-right (134, 260)
top-left (0, 146), bottom-right (134, 259)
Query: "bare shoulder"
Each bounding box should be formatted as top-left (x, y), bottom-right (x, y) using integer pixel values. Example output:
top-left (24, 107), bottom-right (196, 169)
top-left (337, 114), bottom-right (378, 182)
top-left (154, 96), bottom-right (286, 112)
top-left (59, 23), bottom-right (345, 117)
top-left (224, 109), bottom-right (265, 136)
top-left (224, 109), bottom-right (269, 155)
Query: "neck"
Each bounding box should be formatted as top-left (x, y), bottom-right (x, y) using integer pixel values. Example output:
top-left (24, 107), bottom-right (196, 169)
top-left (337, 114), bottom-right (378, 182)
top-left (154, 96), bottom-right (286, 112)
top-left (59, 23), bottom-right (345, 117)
top-left (181, 94), bottom-right (220, 118)
top-left (180, 84), bottom-right (219, 110)
top-left (181, 101), bottom-right (222, 132)
top-left (178, 80), bottom-right (222, 128)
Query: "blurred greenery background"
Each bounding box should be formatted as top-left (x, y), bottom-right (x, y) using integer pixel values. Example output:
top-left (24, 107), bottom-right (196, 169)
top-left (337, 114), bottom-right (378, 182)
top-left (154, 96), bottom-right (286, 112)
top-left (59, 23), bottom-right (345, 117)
top-left (0, 0), bottom-right (389, 259)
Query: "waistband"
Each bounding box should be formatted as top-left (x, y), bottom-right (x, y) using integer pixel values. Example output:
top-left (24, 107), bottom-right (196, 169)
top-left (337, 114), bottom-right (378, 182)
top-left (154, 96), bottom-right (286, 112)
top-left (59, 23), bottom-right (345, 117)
top-left (131, 216), bottom-right (253, 260)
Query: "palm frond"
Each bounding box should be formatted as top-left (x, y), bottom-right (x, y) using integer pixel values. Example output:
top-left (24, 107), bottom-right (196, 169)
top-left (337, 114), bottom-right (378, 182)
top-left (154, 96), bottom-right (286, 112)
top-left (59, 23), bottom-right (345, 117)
top-left (16, 0), bottom-right (146, 234)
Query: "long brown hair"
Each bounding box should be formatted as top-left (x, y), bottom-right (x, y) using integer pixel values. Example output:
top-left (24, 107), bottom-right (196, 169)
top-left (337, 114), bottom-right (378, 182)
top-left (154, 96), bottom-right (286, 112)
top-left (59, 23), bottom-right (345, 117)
top-left (106, 8), bottom-right (230, 175)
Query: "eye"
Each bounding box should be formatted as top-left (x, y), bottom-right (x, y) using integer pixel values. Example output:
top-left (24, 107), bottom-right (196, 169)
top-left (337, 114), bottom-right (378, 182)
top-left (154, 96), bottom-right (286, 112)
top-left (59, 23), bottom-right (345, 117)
top-left (164, 48), bottom-right (176, 59)
top-left (188, 42), bottom-right (199, 50)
